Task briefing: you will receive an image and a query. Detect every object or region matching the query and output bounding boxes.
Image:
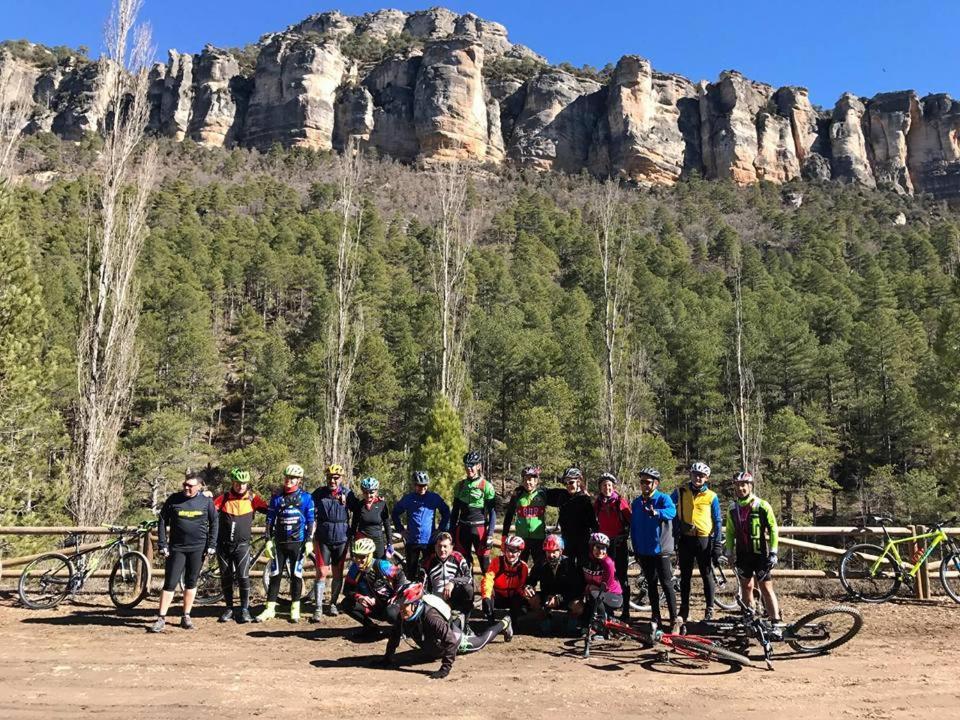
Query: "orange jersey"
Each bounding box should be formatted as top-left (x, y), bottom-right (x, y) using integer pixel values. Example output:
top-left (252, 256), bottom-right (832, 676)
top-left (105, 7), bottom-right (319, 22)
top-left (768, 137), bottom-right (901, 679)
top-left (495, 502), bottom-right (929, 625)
top-left (480, 555), bottom-right (529, 599)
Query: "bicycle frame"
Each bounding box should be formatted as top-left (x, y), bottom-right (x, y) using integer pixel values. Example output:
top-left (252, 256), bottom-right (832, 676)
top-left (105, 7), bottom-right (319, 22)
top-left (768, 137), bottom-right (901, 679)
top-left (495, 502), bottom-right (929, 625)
top-left (872, 526), bottom-right (949, 579)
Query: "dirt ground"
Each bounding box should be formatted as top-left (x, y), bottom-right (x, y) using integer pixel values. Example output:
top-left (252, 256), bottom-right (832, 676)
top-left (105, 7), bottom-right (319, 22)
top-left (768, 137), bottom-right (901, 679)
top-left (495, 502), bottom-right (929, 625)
top-left (1, 583), bottom-right (958, 720)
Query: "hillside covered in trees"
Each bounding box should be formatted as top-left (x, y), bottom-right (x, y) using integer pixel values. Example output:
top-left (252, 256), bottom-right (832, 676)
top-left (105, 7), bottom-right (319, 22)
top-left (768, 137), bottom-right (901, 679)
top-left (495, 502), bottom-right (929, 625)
top-left (3, 133), bottom-right (960, 536)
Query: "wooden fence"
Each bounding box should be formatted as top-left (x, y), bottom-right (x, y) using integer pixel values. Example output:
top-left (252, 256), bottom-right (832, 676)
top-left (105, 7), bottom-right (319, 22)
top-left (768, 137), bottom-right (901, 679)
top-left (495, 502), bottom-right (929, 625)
top-left (2, 524), bottom-right (958, 599)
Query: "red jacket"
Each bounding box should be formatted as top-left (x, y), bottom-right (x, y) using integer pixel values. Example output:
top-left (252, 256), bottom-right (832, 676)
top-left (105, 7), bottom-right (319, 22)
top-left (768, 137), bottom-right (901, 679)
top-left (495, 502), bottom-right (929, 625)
top-left (594, 492), bottom-right (632, 541)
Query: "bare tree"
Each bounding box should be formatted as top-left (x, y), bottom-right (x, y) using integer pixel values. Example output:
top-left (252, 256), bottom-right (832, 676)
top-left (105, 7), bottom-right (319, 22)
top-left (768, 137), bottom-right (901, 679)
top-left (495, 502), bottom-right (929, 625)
top-left (429, 164), bottom-right (476, 409)
top-left (71, 0), bottom-right (157, 525)
top-left (731, 268), bottom-right (763, 474)
top-left (0, 51), bottom-right (32, 178)
top-left (322, 141), bottom-right (365, 467)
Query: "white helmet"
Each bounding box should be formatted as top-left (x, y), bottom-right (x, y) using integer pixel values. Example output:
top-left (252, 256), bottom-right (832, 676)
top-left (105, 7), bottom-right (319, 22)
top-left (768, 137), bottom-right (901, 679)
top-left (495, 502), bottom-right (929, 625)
top-left (690, 461), bottom-right (711, 477)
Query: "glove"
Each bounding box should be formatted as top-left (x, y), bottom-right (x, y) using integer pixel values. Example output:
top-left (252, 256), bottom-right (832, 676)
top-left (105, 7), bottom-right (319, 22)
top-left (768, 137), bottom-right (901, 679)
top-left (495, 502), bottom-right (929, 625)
top-left (159, 546), bottom-right (170, 557)
top-left (206, 547), bottom-right (216, 556)
top-left (482, 597), bottom-right (495, 622)
top-left (485, 536), bottom-right (494, 549)
top-left (767, 552), bottom-right (778, 568)
top-left (386, 544), bottom-right (395, 556)
top-left (428, 666), bottom-right (451, 680)
top-left (712, 543), bottom-right (723, 562)
top-left (263, 539), bottom-right (275, 560)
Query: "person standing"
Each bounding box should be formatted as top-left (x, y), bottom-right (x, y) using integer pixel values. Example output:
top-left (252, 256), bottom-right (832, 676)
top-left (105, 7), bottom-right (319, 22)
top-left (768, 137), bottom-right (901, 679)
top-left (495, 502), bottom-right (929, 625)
top-left (552, 467), bottom-right (598, 570)
top-left (148, 471), bottom-right (218, 633)
top-left (725, 471), bottom-right (781, 621)
top-left (593, 472), bottom-right (632, 619)
top-left (392, 470), bottom-right (450, 577)
top-left (350, 476), bottom-right (393, 559)
top-left (256, 464), bottom-right (316, 624)
top-left (502, 465), bottom-right (550, 565)
top-left (672, 461), bottom-right (723, 623)
top-left (630, 467), bottom-right (679, 633)
top-left (449, 451), bottom-right (497, 574)
top-left (311, 463), bottom-right (351, 622)
top-left (212, 468), bottom-right (268, 624)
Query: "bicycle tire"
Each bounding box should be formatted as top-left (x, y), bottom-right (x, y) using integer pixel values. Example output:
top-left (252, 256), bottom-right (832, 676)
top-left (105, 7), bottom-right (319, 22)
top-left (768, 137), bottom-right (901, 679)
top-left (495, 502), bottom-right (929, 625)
top-left (627, 558), bottom-right (667, 612)
top-left (939, 552), bottom-right (960, 604)
top-left (668, 636), bottom-right (753, 667)
top-left (261, 551), bottom-right (314, 601)
top-left (712, 558), bottom-right (740, 612)
top-left (108, 551), bottom-right (152, 609)
top-left (786, 605), bottom-right (863, 654)
top-left (840, 543), bottom-right (901, 602)
top-left (193, 561), bottom-right (224, 605)
top-left (18, 553), bottom-right (75, 609)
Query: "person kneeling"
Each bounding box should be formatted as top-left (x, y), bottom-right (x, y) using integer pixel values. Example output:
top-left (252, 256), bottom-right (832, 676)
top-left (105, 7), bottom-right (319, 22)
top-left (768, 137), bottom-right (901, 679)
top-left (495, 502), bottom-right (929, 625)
top-left (523, 534), bottom-right (582, 636)
top-left (480, 535), bottom-right (530, 625)
top-left (380, 582), bottom-right (512, 680)
top-left (341, 537), bottom-right (406, 634)
top-left (571, 532), bottom-right (623, 637)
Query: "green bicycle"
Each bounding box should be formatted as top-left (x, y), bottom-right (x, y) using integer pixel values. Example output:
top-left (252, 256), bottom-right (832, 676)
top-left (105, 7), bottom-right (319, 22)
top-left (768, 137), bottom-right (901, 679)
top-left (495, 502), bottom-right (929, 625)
top-left (18, 521), bottom-right (157, 610)
top-left (839, 515), bottom-right (960, 603)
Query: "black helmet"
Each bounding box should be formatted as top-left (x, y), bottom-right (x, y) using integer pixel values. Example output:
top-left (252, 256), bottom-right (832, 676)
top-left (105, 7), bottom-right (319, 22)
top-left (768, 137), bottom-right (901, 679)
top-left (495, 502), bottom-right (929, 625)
top-left (412, 470), bottom-right (430, 486)
top-left (598, 472), bottom-right (618, 484)
top-left (463, 450), bottom-right (482, 466)
top-left (562, 467), bottom-right (583, 481)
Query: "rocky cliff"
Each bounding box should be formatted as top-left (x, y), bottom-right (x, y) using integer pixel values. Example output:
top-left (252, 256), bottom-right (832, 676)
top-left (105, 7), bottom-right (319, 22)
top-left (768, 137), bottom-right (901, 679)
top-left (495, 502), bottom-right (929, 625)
top-left (4, 7), bottom-right (960, 198)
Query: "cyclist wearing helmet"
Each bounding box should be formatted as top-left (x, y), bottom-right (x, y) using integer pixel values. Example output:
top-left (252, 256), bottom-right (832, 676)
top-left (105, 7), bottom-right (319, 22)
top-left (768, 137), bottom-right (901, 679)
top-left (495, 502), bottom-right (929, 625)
top-left (480, 535), bottom-right (530, 624)
top-left (350, 476), bottom-right (393, 559)
top-left (149, 470), bottom-right (218, 633)
top-left (725, 471), bottom-right (781, 621)
top-left (630, 467), bottom-right (679, 632)
top-left (212, 468), bottom-right (269, 624)
top-left (594, 472), bottom-right (633, 619)
top-left (672, 461), bottom-right (723, 622)
top-left (422, 531), bottom-right (475, 619)
top-left (380, 582), bottom-right (512, 680)
top-left (256, 464), bottom-right (316, 624)
top-left (392, 470), bottom-right (450, 577)
top-left (553, 467), bottom-right (598, 570)
top-left (524, 534), bottom-right (582, 635)
top-left (449, 450), bottom-right (497, 574)
top-left (342, 537), bottom-right (406, 632)
top-left (502, 465), bottom-right (549, 565)
top-left (572, 532), bottom-right (623, 633)
top-left (311, 463), bottom-right (352, 622)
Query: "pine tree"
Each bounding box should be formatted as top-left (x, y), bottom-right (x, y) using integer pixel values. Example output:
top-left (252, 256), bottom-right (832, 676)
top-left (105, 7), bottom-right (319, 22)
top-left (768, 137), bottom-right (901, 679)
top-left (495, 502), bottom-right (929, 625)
top-left (413, 395), bottom-right (467, 499)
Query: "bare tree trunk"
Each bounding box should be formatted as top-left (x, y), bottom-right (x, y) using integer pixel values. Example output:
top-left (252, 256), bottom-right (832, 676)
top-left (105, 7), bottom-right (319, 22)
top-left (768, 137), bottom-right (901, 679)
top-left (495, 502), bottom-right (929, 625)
top-left (71, 0), bottom-right (157, 526)
top-left (731, 269), bottom-right (763, 474)
top-left (429, 164), bottom-right (477, 410)
top-left (322, 140), bottom-right (365, 466)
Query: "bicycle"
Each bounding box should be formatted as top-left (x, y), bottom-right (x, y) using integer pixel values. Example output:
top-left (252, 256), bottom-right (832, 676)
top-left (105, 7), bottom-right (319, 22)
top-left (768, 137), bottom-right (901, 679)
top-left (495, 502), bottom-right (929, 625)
top-left (18, 521), bottom-right (157, 610)
top-left (839, 515), bottom-right (960, 603)
top-left (582, 593), bottom-right (752, 667)
top-left (627, 556), bottom-right (741, 613)
top-left (707, 596), bottom-right (863, 670)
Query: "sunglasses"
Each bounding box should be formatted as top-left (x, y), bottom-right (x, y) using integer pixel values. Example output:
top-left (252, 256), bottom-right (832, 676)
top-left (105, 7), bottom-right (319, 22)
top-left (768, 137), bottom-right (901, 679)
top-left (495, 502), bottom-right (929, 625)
top-left (183, 482), bottom-right (199, 489)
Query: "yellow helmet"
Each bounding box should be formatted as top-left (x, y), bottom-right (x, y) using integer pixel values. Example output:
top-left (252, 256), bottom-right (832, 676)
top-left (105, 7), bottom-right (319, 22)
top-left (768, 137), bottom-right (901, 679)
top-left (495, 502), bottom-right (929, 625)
top-left (326, 463), bottom-right (345, 477)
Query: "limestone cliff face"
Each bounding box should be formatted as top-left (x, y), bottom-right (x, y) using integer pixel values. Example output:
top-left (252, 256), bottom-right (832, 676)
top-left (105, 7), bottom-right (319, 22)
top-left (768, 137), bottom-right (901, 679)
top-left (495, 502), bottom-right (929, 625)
top-left (9, 7), bottom-right (960, 198)
top-left (414, 38), bottom-right (490, 162)
top-left (243, 35), bottom-right (346, 151)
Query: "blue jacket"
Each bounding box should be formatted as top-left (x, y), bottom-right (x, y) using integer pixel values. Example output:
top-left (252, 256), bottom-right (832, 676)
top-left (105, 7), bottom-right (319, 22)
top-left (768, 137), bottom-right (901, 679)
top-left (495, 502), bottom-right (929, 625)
top-left (392, 491), bottom-right (451, 545)
top-left (630, 491), bottom-right (676, 556)
top-left (312, 485), bottom-right (350, 545)
top-left (266, 489), bottom-right (316, 543)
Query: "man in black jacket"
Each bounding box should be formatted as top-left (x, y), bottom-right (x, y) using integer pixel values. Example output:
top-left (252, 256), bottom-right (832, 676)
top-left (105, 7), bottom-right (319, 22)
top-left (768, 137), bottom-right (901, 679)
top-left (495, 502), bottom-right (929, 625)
top-left (550, 468), bottom-right (598, 570)
top-left (421, 532), bottom-right (475, 620)
top-left (149, 471), bottom-right (218, 633)
top-left (524, 534), bottom-right (583, 635)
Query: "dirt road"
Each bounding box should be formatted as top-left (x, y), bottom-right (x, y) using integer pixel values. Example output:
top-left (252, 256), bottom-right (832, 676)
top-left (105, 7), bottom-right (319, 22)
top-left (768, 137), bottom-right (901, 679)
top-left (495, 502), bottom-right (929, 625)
top-left (1, 589), bottom-right (957, 720)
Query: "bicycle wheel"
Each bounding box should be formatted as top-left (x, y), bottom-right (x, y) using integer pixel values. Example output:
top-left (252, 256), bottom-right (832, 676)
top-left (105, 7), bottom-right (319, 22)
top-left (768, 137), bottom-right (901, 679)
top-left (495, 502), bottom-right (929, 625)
top-left (260, 552), bottom-right (313, 601)
top-left (108, 551), bottom-right (151, 609)
top-left (712, 558), bottom-right (740, 612)
top-left (192, 561), bottom-right (223, 606)
top-left (669, 636), bottom-right (753, 667)
top-left (19, 553), bottom-right (74, 609)
top-left (786, 605), bottom-right (863, 654)
top-left (840, 543), bottom-right (901, 602)
top-left (938, 552), bottom-right (960, 604)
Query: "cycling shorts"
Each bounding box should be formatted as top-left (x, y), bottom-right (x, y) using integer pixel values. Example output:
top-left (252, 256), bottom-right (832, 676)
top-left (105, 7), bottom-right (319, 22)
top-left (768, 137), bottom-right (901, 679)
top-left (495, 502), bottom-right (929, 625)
top-left (734, 554), bottom-right (774, 582)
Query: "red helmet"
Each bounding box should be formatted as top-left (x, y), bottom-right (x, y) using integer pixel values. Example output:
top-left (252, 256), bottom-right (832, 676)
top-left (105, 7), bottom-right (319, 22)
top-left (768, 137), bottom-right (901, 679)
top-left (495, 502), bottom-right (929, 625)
top-left (542, 534), bottom-right (564, 552)
top-left (521, 465), bottom-right (542, 478)
top-left (503, 535), bottom-right (525, 552)
top-left (393, 582), bottom-right (424, 606)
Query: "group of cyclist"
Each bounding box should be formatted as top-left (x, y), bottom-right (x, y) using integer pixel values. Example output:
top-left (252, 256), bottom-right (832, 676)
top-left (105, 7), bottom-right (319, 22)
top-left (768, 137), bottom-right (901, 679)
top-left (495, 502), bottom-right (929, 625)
top-left (148, 453), bottom-right (780, 678)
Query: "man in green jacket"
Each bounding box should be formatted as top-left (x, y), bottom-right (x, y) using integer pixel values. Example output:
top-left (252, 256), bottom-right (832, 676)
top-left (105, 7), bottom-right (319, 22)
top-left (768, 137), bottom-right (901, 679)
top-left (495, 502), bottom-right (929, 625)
top-left (724, 471), bottom-right (780, 621)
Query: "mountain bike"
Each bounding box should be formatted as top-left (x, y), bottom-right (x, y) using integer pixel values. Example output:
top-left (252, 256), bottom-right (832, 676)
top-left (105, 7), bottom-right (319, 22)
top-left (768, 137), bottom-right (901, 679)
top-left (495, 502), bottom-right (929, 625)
top-left (707, 596), bottom-right (862, 670)
top-left (627, 556), bottom-right (741, 613)
top-left (582, 592), bottom-right (752, 667)
top-left (18, 521), bottom-right (157, 610)
top-left (839, 515), bottom-right (960, 603)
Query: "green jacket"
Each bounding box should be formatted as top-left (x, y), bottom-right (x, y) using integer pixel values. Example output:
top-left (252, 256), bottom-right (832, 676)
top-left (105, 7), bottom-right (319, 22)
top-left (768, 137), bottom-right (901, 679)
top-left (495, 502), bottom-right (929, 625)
top-left (725, 494), bottom-right (778, 556)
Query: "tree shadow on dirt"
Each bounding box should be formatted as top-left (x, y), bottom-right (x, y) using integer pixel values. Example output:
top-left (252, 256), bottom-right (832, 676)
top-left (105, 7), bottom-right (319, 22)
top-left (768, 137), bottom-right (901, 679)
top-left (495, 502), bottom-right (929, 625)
top-left (541, 638), bottom-right (745, 675)
top-left (19, 609), bottom-right (153, 629)
top-left (311, 649), bottom-right (434, 676)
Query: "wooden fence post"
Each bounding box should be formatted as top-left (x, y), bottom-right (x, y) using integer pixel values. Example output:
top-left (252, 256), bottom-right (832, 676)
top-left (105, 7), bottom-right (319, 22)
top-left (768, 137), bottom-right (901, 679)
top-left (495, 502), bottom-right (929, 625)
top-left (917, 525), bottom-right (931, 600)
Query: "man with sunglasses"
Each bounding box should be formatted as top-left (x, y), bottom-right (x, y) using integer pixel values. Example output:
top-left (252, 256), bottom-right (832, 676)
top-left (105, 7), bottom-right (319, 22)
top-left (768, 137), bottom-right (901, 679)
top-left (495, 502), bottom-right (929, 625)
top-left (149, 470), bottom-right (218, 633)
top-left (449, 451), bottom-right (497, 574)
top-left (672, 461), bottom-right (723, 623)
top-left (553, 467), bottom-right (598, 570)
top-left (311, 463), bottom-right (352, 622)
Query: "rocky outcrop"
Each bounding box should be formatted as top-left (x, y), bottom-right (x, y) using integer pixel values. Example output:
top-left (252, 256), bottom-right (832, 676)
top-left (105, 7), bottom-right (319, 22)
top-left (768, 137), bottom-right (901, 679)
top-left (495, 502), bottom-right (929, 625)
top-left (243, 35), bottom-right (346, 151)
top-left (600, 56), bottom-right (700, 185)
top-left (363, 54), bottom-right (422, 161)
top-left (830, 93), bottom-right (876, 187)
top-left (907, 94), bottom-right (960, 198)
top-left (773, 87), bottom-right (831, 181)
top-left (157, 50), bottom-right (193, 140)
top-left (50, 58), bottom-right (117, 140)
top-left (864, 91), bottom-right (917, 194)
top-left (508, 69), bottom-right (603, 172)
top-left (404, 8), bottom-right (458, 40)
top-left (333, 85), bottom-right (375, 151)
top-left (189, 47), bottom-right (247, 146)
top-left (414, 38), bottom-right (490, 162)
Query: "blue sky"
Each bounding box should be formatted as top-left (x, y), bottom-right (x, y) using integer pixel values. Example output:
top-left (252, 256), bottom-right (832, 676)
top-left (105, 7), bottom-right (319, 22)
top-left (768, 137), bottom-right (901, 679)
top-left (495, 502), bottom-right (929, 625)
top-left (4, 0), bottom-right (959, 107)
